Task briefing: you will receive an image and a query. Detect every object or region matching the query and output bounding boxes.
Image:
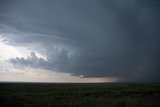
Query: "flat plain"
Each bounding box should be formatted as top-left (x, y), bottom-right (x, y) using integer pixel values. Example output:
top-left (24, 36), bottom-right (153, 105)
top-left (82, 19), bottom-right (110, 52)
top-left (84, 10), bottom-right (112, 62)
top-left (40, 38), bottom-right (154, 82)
top-left (0, 83), bottom-right (160, 107)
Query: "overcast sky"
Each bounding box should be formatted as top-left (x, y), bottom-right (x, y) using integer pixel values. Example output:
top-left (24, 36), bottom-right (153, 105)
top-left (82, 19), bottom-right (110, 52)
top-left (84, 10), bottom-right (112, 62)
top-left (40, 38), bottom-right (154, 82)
top-left (0, 0), bottom-right (160, 82)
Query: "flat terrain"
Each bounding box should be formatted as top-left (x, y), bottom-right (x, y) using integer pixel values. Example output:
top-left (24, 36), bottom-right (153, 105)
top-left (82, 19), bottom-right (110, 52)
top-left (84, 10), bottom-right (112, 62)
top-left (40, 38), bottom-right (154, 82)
top-left (0, 83), bottom-right (160, 107)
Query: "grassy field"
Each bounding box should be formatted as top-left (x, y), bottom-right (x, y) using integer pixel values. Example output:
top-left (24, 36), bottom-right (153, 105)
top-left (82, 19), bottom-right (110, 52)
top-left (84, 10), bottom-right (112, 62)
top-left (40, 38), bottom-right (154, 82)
top-left (0, 83), bottom-right (160, 107)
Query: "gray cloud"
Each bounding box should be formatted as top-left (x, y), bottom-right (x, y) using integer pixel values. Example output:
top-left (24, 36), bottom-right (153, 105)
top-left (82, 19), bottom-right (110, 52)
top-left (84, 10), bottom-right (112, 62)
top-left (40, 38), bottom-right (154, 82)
top-left (10, 48), bottom-right (70, 71)
top-left (1, 0), bottom-right (160, 82)
top-left (10, 52), bottom-right (46, 68)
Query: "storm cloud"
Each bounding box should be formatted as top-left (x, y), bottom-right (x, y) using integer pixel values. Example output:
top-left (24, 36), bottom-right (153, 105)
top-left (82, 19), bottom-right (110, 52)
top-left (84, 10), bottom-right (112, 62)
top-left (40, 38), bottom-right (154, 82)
top-left (0, 0), bottom-right (160, 82)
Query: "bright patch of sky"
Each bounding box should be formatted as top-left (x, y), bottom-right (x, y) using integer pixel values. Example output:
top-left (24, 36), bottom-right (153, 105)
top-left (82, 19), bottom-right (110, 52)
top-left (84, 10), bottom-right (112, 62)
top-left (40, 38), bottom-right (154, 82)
top-left (0, 34), bottom-right (46, 61)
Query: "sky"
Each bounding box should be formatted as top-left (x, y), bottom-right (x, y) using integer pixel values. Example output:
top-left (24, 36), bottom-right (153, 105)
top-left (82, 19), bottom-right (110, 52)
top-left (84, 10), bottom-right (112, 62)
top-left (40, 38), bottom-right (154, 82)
top-left (0, 0), bottom-right (160, 82)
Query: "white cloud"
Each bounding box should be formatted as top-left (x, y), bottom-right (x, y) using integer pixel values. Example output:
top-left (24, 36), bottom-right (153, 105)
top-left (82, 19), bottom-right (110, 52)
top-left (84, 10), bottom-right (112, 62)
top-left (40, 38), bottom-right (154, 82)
top-left (0, 37), bottom-right (22, 60)
top-left (0, 35), bottom-right (46, 61)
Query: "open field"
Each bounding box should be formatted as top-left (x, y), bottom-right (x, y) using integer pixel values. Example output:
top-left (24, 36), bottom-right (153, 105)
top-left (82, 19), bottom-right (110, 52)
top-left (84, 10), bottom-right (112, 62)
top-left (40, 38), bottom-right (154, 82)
top-left (0, 83), bottom-right (160, 107)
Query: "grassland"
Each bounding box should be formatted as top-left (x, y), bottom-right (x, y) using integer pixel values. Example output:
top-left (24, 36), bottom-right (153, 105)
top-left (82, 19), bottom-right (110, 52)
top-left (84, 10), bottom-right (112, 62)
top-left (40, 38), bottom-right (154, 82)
top-left (0, 83), bottom-right (160, 107)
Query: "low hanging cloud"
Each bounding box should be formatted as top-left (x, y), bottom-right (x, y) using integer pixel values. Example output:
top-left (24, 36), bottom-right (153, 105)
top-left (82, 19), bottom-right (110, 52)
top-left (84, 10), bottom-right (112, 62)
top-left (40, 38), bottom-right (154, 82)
top-left (10, 52), bottom-right (46, 68)
top-left (10, 47), bottom-right (70, 72)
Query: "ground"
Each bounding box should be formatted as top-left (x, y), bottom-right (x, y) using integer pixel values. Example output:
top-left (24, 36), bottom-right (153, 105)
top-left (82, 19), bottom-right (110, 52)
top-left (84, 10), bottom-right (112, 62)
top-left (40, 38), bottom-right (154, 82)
top-left (0, 83), bottom-right (160, 107)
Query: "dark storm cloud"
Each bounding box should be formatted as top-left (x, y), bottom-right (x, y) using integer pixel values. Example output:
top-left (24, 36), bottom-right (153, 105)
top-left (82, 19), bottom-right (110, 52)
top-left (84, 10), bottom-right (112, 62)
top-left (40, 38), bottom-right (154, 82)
top-left (1, 0), bottom-right (160, 82)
